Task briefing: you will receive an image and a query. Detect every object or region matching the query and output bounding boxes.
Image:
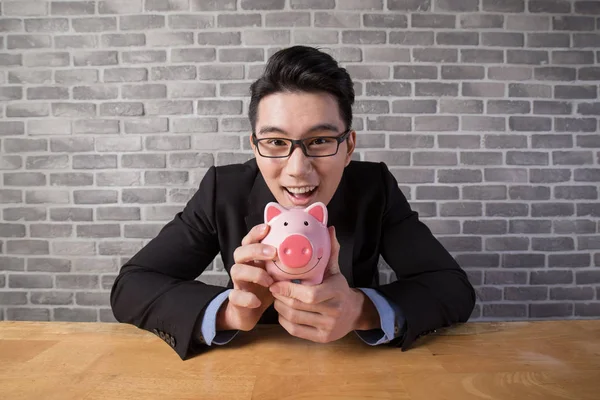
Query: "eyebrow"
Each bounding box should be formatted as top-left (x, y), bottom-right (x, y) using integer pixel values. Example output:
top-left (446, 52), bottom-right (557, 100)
top-left (257, 123), bottom-right (341, 136)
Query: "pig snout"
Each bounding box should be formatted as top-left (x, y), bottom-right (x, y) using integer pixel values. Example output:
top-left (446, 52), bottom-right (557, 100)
top-left (278, 234), bottom-right (313, 268)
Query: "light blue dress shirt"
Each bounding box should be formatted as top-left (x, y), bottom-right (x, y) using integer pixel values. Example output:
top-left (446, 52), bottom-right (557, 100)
top-left (200, 287), bottom-right (405, 346)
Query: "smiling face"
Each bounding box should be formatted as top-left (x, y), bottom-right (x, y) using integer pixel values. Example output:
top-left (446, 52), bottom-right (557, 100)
top-left (250, 91), bottom-right (356, 209)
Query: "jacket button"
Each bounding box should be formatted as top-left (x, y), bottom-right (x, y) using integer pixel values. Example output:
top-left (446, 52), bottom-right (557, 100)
top-left (159, 331), bottom-right (165, 340)
top-left (152, 329), bottom-right (159, 336)
top-left (169, 336), bottom-right (176, 347)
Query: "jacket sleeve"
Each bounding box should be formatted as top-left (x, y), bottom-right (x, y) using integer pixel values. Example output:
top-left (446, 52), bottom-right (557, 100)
top-left (110, 166), bottom-right (226, 360)
top-left (375, 162), bottom-right (476, 351)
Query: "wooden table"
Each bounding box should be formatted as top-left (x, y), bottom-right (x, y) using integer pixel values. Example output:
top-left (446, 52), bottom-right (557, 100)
top-left (0, 320), bottom-right (599, 399)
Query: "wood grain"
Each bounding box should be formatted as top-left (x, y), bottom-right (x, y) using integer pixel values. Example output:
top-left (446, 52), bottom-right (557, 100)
top-left (0, 321), bottom-right (599, 399)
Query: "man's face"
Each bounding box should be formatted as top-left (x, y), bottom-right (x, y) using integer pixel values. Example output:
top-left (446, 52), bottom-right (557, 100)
top-left (251, 91), bottom-right (356, 209)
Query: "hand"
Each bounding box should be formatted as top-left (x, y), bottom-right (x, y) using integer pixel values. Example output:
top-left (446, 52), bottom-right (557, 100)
top-left (216, 223), bottom-right (276, 332)
top-left (269, 226), bottom-right (380, 343)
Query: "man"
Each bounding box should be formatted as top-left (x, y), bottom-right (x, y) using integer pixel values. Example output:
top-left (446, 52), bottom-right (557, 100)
top-left (110, 46), bottom-right (476, 360)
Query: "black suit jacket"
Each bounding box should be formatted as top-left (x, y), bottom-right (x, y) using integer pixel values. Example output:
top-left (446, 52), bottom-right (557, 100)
top-left (110, 159), bottom-right (476, 360)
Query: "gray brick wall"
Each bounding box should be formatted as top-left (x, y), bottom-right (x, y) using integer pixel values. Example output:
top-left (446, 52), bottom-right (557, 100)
top-left (1, 0), bottom-right (599, 323)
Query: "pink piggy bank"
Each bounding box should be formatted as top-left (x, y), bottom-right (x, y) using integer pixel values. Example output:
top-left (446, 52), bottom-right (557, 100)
top-left (261, 202), bottom-right (331, 286)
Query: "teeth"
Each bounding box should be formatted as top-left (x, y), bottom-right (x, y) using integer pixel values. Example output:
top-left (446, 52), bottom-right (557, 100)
top-left (286, 186), bottom-right (316, 194)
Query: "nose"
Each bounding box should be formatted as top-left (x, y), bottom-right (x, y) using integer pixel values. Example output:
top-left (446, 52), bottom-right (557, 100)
top-left (284, 146), bottom-right (312, 177)
top-left (278, 234), bottom-right (313, 268)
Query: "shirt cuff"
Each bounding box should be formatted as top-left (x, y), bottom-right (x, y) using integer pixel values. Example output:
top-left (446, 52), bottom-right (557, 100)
top-left (354, 288), bottom-right (405, 346)
top-left (200, 289), bottom-right (239, 346)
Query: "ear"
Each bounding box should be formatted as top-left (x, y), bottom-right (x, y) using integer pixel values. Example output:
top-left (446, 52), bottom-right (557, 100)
top-left (264, 202), bottom-right (286, 223)
top-left (344, 130), bottom-right (356, 167)
top-left (305, 202), bottom-right (327, 225)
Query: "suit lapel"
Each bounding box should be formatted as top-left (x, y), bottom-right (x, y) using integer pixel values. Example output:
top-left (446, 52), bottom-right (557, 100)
top-left (243, 163), bottom-right (356, 287)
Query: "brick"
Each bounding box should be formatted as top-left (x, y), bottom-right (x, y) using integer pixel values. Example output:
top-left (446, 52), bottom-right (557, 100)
top-left (575, 304), bottom-right (600, 317)
top-left (170, 49), bottom-right (215, 64)
top-left (72, 17), bottom-right (117, 33)
top-left (8, 70), bottom-right (51, 84)
top-left (509, 116), bottom-right (551, 132)
top-left (76, 224), bottom-right (120, 238)
top-left (146, 136), bottom-right (190, 151)
top-left (576, 270), bottom-right (600, 284)
top-left (505, 287), bottom-right (547, 301)
top-left (196, 100), bottom-right (241, 116)
top-left (218, 14), bottom-right (261, 28)
top-left (529, 0), bottom-right (571, 13)
top-left (464, 220), bottom-right (507, 235)
top-left (575, 1), bottom-right (600, 14)
top-left (422, 219), bottom-right (460, 235)
top-left (54, 69), bottom-right (98, 85)
top-left (363, 13), bottom-right (407, 28)
top-left (506, 151), bottom-right (548, 166)
top-left (146, 32), bottom-right (193, 47)
top-left (509, 83), bottom-right (552, 98)
top-left (415, 116), bottom-right (457, 131)
top-left (532, 203), bottom-right (574, 217)
top-left (486, 203), bottom-right (529, 217)
top-left (145, 171), bottom-right (189, 185)
top-left (198, 65), bottom-right (244, 80)
top-left (535, 67), bottom-right (576, 81)
top-left (168, 15), bottom-right (213, 30)
top-left (0, 53), bottom-right (22, 66)
top-left (509, 219), bottom-right (552, 234)
top-left (169, 153), bottom-right (214, 168)
top-left (389, 31), bottom-right (433, 46)
top-left (353, 100), bottom-right (389, 114)
top-left (244, 30), bottom-right (290, 45)
top-left (99, 102), bottom-right (143, 117)
top-left (456, 254), bottom-right (499, 269)
top-left (30, 224), bottom-right (72, 238)
top-left (221, 118), bottom-right (250, 132)
top-left (104, 67), bottom-right (147, 83)
top-left (578, 236), bottom-right (600, 250)
top-left (554, 219), bottom-right (596, 234)
top-left (579, 67), bottom-right (600, 80)
top-left (218, 48), bottom-right (263, 63)
top-left (528, 33), bottom-right (570, 49)
top-left (552, 50), bottom-right (595, 65)
top-left (389, 169), bottom-right (435, 184)
top-left (553, 151), bottom-right (594, 165)
top-left (575, 169), bottom-right (600, 182)
top-left (483, 0), bottom-right (524, 12)
top-left (122, 189), bottom-right (166, 204)
top-left (121, 154), bottom-right (165, 169)
top-left (416, 82), bottom-right (458, 97)
top-left (355, 134), bottom-right (386, 149)
top-left (26, 155), bottom-right (68, 170)
top-left (193, 135), bottom-right (241, 150)
top-left (485, 271), bottom-right (528, 285)
top-left (483, 304), bottom-right (527, 318)
top-left (460, 14), bottom-right (503, 28)
top-left (145, 0), bottom-right (188, 11)
top-left (462, 82), bottom-right (504, 97)
top-left (555, 186), bottom-right (597, 200)
top-left (555, 85), bottom-right (597, 99)
top-left (49, 208), bottom-right (92, 222)
top-left (241, 0), bottom-right (284, 9)
top-left (290, 0), bottom-right (335, 8)
top-left (482, 32), bottom-right (524, 47)
top-left (73, 51), bottom-right (117, 67)
top-left (0, 291), bottom-right (28, 305)
top-left (72, 155), bottom-right (117, 170)
top-left (574, 33), bottom-right (600, 47)
top-left (486, 236), bottom-right (530, 251)
top-left (0, 190), bottom-right (23, 204)
top-left (550, 287), bottom-right (594, 301)
top-left (144, 205), bottom-right (184, 221)
top-left (55, 35), bottom-right (98, 48)
top-left (509, 185), bottom-right (551, 200)
top-left (0, 86), bottom-right (22, 101)
top-left (24, 18), bottom-right (69, 32)
top-left (463, 117), bottom-right (506, 132)
top-left (532, 237), bottom-right (574, 252)
top-left (462, 185), bottom-right (507, 200)
top-left (438, 135), bottom-right (481, 149)
top-left (413, 151), bottom-right (457, 166)
top-left (7, 34), bottom-right (51, 49)
top-left (530, 303), bottom-right (573, 318)
top-left (52, 103), bottom-right (96, 118)
top-left (97, 207), bottom-right (140, 221)
top-left (121, 15), bottom-right (165, 30)
top-left (440, 100), bottom-right (483, 115)
top-left (413, 48), bottom-right (457, 63)
top-left (577, 135), bottom-right (600, 148)
top-left (26, 86), bottom-right (68, 100)
top-left (293, 30), bottom-right (338, 44)
top-left (549, 253), bottom-right (591, 269)
top-left (532, 101), bottom-right (571, 115)
top-left (7, 103), bottom-right (49, 118)
top-left (392, 65), bottom-right (436, 80)
top-left (530, 168), bottom-right (571, 183)
top-left (437, 32), bottom-right (479, 46)
top-left (578, 102), bottom-right (600, 115)
top-left (441, 66), bottom-right (484, 80)
top-left (488, 100), bottom-right (530, 115)
top-left (121, 51), bottom-right (166, 65)
top-left (389, 135), bottom-right (434, 149)
top-left (172, 118), bottom-right (217, 133)
top-left (4, 172), bottom-right (46, 187)
top-left (366, 116), bottom-right (411, 132)
top-left (25, 190), bottom-right (70, 204)
top-left (438, 169), bottom-right (482, 183)
top-left (342, 30), bottom-right (386, 44)
top-left (0, 121), bottom-right (25, 136)
top-left (489, 67), bottom-right (532, 81)
top-left (553, 15), bottom-right (595, 31)
top-left (391, 100), bottom-right (435, 114)
top-left (507, 50), bottom-right (548, 65)
top-left (99, 241), bottom-right (144, 256)
top-left (363, 48), bottom-right (409, 63)
top-left (0, 223), bottom-right (26, 238)
top-left (50, 173), bottom-right (93, 187)
top-left (4, 138), bottom-right (48, 153)
top-left (411, 13), bottom-right (455, 28)
top-left (0, 156), bottom-right (23, 170)
top-left (415, 186), bottom-right (459, 200)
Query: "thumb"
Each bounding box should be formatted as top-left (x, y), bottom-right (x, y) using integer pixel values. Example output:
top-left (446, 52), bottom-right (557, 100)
top-left (324, 226), bottom-right (341, 277)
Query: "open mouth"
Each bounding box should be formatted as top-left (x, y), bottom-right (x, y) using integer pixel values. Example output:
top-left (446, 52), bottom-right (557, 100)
top-left (284, 186), bottom-right (318, 206)
top-left (273, 257), bottom-right (322, 276)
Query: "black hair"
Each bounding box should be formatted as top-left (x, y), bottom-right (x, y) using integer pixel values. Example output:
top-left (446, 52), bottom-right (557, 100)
top-left (248, 46), bottom-right (355, 132)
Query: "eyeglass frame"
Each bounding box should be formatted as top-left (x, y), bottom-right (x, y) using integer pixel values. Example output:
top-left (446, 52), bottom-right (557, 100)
top-left (251, 128), bottom-right (352, 158)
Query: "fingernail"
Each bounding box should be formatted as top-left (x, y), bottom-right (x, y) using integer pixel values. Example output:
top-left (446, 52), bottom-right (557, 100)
top-left (260, 224), bottom-right (268, 232)
top-left (263, 246), bottom-right (275, 256)
top-left (269, 285), bottom-right (280, 294)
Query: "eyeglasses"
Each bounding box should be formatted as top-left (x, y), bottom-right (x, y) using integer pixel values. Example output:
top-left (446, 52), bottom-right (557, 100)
top-left (251, 129), bottom-right (351, 158)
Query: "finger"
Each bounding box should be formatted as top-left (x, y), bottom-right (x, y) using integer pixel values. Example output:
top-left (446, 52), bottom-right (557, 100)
top-left (278, 314), bottom-right (319, 342)
top-left (241, 223), bottom-right (270, 246)
top-left (233, 242), bottom-right (276, 265)
top-left (325, 226), bottom-right (341, 276)
top-left (270, 281), bottom-right (334, 305)
top-left (229, 289), bottom-right (261, 309)
top-left (274, 298), bottom-right (323, 328)
top-left (272, 293), bottom-right (320, 313)
top-left (230, 263), bottom-right (274, 288)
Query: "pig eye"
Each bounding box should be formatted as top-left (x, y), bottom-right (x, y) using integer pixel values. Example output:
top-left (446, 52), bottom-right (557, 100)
top-left (304, 221), bottom-right (309, 226)
top-left (284, 222), bottom-right (288, 226)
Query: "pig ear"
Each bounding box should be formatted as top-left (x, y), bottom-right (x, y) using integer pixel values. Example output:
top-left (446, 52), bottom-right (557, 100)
top-left (305, 202), bottom-right (327, 225)
top-left (264, 202), bottom-right (286, 223)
